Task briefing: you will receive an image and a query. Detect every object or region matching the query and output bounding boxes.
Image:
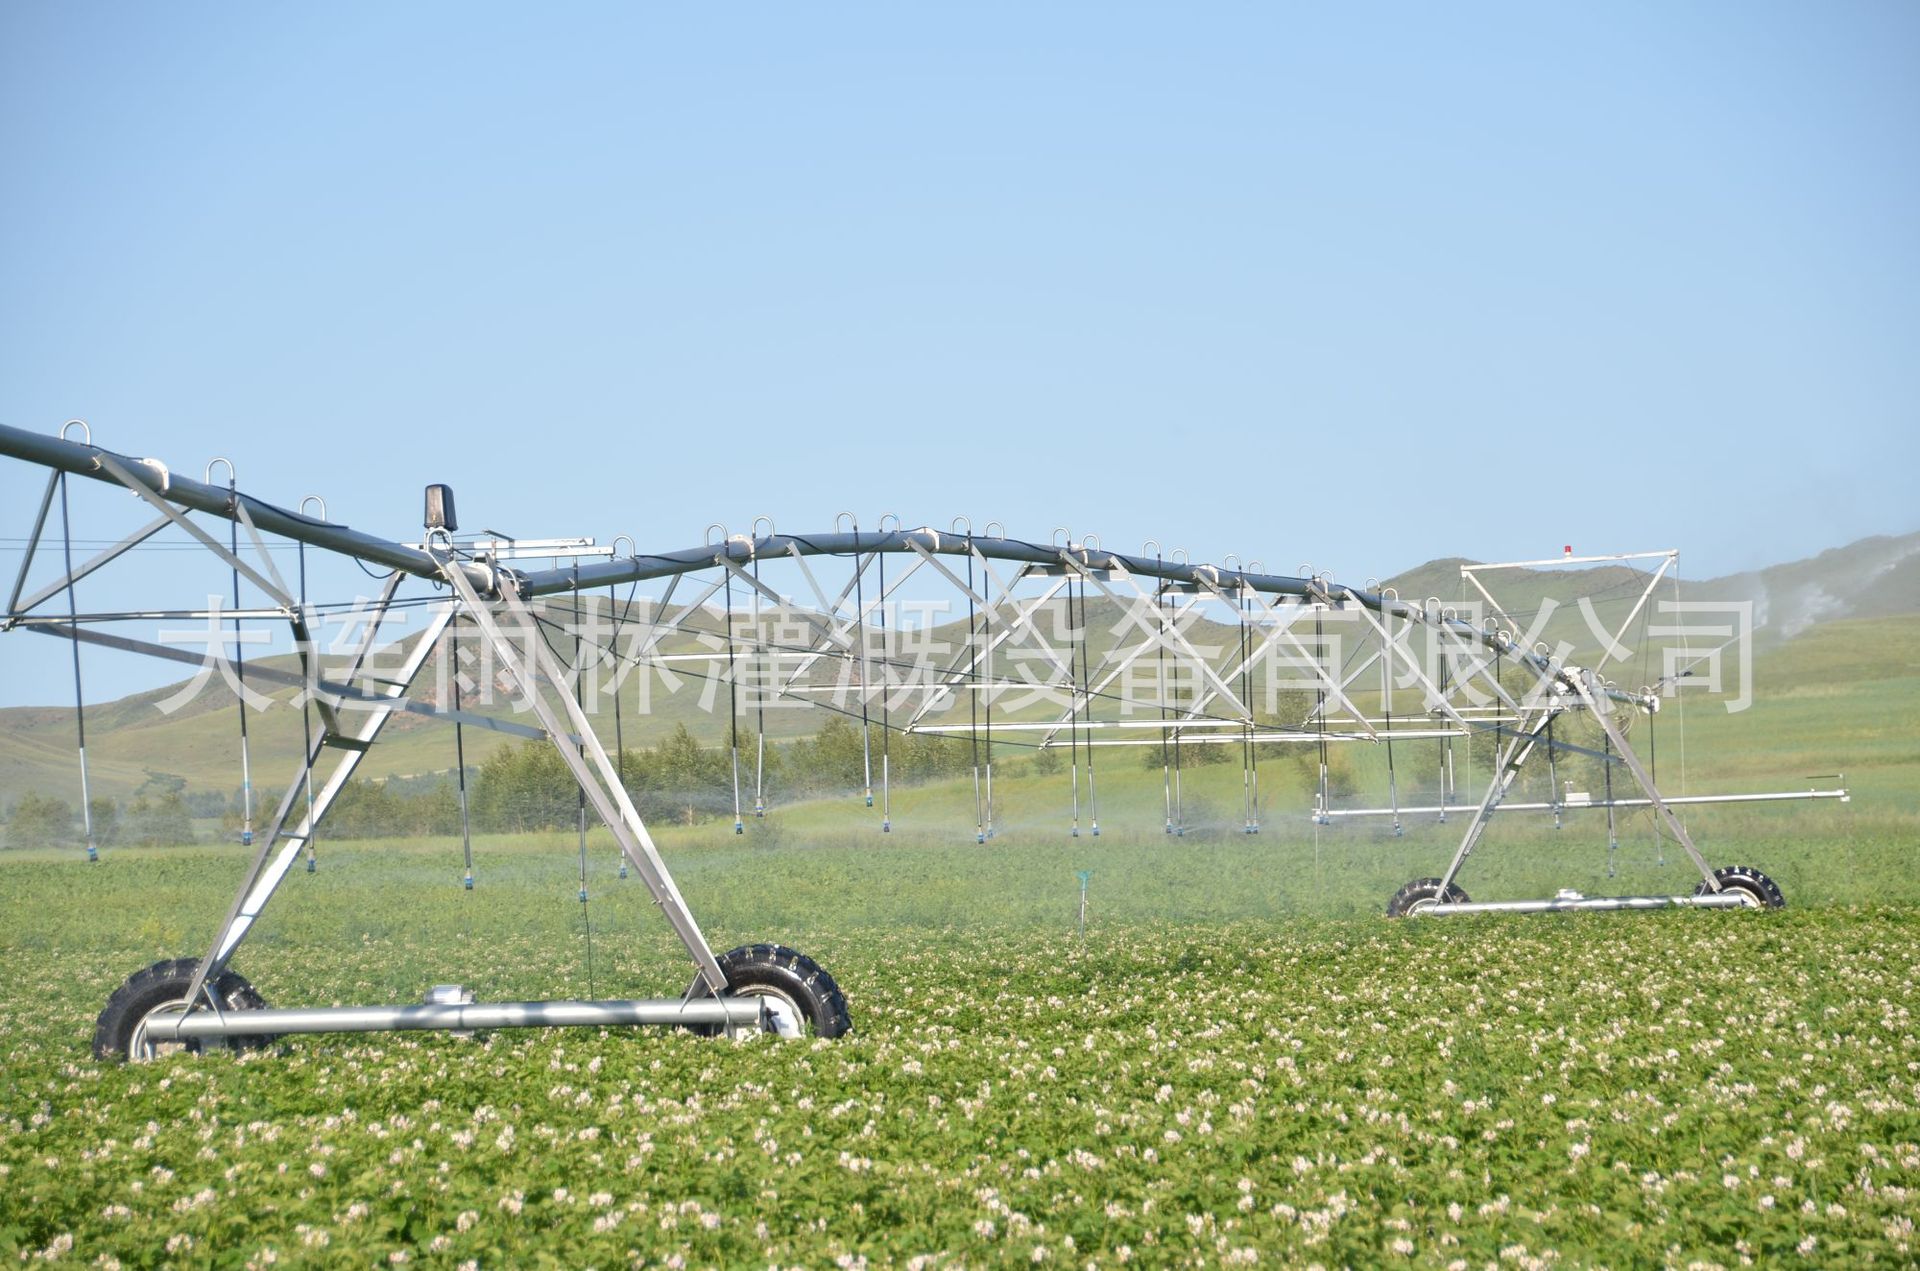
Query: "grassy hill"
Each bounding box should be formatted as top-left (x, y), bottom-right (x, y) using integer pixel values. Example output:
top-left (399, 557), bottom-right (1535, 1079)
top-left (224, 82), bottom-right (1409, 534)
top-left (2, 531), bottom-right (1916, 827)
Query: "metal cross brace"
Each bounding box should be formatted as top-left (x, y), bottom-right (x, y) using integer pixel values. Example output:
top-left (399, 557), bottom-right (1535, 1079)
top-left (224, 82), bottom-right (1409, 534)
top-left (185, 600), bottom-right (457, 1007)
top-left (439, 558), bottom-right (727, 991)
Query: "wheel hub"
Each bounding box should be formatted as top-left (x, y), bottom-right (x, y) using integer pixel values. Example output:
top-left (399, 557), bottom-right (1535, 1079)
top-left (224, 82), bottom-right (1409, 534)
top-left (732, 986), bottom-right (807, 1039)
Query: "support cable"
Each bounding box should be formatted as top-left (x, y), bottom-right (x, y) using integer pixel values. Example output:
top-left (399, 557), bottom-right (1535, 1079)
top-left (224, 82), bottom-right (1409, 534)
top-left (1383, 615), bottom-right (1402, 837)
top-left (850, 527), bottom-right (875, 809)
top-left (1443, 648), bottom-right (1451, 825)
top-left (1672, 561), bottom-right (1689, 797)
top-left (1067, 568), bottom-right (1083, 837)
top-left (1546, 715), bottom-right (1561, 831)
top-left (227, 475), bottom-right (255, 849)
top-left (1157, 553), bottom-right (1173, 836)
top-left (1238, 577), bottom-right (1256, 834)
top-left (1603, 727), bottom-right (1617, 877)
top-left (981, 545), bottom-right (995, 840)
top-left (608, 578), bottom-right (636, 878)
top-left (453, 612), bottom-right (474, 890)
top-left (877, 547), bottom-right (892, 832)
top-left (1314, 600), bottom-right (1331, 825)
top-left (571, 564), bottom-right (595, 997)
top-left (1171, 577), bottom-right (1185, 837)
top-left (57, 475), bottom-right (97, 862)
top-left (298, 538), bottom-right (318, 874)
top-left (1081, 566), bottom-right (1099, 838)
top-left (966, 544), bottom-right (984, 843)
top-left (751, 546), bottom-right (768, 820)
top-left (723, 568), bottom-right (744, 834)
top-left (1648, 687), bottom-right (1664, 866)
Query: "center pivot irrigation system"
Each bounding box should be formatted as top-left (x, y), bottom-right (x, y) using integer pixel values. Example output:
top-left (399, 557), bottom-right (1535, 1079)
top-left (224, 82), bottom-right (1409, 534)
top-left (1, 422), bottom-right (1845, 1060)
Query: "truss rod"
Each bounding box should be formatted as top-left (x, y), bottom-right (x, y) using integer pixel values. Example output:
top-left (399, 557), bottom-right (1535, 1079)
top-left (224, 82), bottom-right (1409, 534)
top-left (0, 424), bottom-right (1651, 712)
top-left (1321, 787), bottom-right (1849, 818)
top-left (3, 470), bottom-right (59, 618)
top-left (6, 511), bottom-right (173, 621)
top-left (21, 622), bottom-right (556, 742)
top-left (185, 603), bottom-right (457, 1006)
top-left (439, 559), bottom-right (726, 991)
top-left (0, 422), bottom-right (469, 584)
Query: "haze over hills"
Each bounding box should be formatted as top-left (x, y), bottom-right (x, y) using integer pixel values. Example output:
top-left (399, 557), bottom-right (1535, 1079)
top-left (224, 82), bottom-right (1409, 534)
top-left (1378, 530), bottom-right (1920, 643)
top-left (2, 529), bottom-right (1916, 810)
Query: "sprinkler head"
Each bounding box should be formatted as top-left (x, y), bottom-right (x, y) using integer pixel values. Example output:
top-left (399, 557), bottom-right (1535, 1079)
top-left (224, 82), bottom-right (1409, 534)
top-left (307, 857), bottom-right (317, 873)
top-left (882, 820), bottom-right (891, 833)
top-left (976, 832), bottom-right (985, 844)
top-left (618, 862), bottom-right (628, 879)
top-left (241, 830), bottom-right (253, 847)
top-left (1091, 824), bottom-right (1100, 837)
top-left (86, 845), bottom-right (99, 862)
top-left (734, 821), bottom-right (744, 835)
top-left (463, 872), bottom-right (474, 891)
top-left (865, 794), bottom-right (874, 807)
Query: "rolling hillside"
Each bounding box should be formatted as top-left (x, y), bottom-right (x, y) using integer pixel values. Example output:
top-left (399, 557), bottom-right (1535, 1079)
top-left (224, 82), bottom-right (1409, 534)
top-left (2, 530), bottom-right (1915, 813)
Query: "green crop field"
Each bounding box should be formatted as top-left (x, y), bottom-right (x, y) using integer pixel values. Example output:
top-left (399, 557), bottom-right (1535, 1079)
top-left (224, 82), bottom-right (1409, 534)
top-left (4, 821), bottom-right (1920, 1266)
top-left (1, 613), bottom-right (1917, 1266)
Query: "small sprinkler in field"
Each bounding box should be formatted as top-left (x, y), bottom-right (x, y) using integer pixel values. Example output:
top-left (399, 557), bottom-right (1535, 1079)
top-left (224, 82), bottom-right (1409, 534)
top-left (1075, 869), bottom-right (1093, 937)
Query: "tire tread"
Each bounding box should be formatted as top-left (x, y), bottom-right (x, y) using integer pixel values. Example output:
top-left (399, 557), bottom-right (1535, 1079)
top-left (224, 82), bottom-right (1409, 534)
top-left (93, 959), bottom-right (272, 1061)
top-left (1694, 865), bottom-right (1785, 909)
top-left (1386, 877), bottom-right (1471, 918)
top-left (692, 943), bottom-right (851, 1038)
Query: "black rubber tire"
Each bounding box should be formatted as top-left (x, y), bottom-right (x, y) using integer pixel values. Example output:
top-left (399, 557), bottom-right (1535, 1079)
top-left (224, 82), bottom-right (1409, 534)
top-left (92, 958), bottom-right (273, 1062)
top-left (1694, 865), bottom-right (1785, 910)
top-left (690, 943), bottom-right (852, 1039)
top-left (1386, 877), bottom-right (1471, 918)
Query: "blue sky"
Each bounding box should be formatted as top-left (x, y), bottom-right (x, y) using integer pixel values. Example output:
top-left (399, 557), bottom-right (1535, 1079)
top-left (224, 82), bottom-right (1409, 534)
top-left (3, 3), bottom-right (1916, 705)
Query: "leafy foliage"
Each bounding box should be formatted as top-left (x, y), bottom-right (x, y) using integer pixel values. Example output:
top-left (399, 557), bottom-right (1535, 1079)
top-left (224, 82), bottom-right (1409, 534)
top-left (3, 790), bottom-right (74, 848)
top-left (0, 835), bottom-right (1915, 1266)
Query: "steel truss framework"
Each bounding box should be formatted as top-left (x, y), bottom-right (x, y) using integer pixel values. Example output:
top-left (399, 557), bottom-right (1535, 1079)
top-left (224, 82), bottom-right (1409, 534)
top-left (0, 422), bottom-right (1843, 1054)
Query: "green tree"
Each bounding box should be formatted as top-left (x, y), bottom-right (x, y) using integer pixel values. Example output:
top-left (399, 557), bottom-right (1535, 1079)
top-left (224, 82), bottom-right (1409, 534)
top-left (472, 741), bottom-right (581, 832)
top-left (646, 722), bottom-right (732, 824)
top-left (786, 716), bottom-right (866, 796)
top-left (326, 779), bottom-right (401, 839)
top-left (5, 791), bottom-right (76, 848)
top-left (128, 790), bottom-right (195, 846)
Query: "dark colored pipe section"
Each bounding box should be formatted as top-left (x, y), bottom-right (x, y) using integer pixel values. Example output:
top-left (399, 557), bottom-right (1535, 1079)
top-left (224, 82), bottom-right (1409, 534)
top-left (0, 421), bottom-right (479, 588)
top-left (0, 421), bottom-right (1628, 706)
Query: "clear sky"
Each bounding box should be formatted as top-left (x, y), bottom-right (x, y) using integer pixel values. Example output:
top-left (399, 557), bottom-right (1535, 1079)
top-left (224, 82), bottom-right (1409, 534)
top-left (3, 3), bottom-right (1916, 705)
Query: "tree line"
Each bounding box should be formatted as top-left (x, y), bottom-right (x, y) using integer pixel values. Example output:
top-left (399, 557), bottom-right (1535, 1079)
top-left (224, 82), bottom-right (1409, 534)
top-left (1, 718), bottom-right (990, 847)
top-left (7, 689), bottom-right (1498, 848)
